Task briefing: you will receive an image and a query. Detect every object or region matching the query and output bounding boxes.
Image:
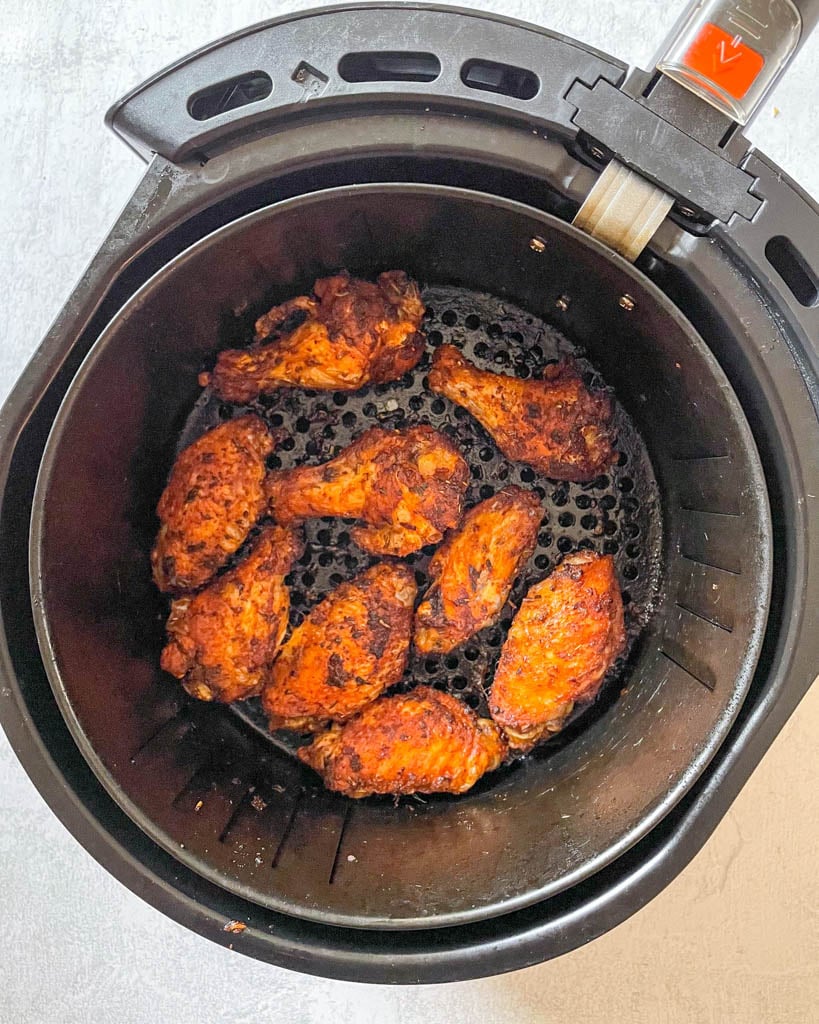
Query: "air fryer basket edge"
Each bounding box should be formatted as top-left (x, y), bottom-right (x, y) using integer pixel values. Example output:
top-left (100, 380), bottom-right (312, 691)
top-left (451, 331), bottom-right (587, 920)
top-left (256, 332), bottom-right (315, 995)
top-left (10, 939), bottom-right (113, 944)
top-left (0, 9), bottom-right (817, 975)
top-left (2, 153), bottom-right (816, 985)
top-left (29, 183), bottom-right (771, 929)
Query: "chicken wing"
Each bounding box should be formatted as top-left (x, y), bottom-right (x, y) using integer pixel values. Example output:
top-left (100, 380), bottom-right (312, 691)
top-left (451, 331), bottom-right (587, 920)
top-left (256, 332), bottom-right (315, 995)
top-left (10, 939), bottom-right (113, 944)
top-left (428, 345), bottom-right (615, 481)
top-left (299, 686), bottom-right (507, 797)
top-left (489, 551), bottom-right (625, 750)
top-left (160, 524), bottom-right (302, 703)
top-left (266, 425), bottom-right (469, 557)
top-left (200, 271), bottom-right (426, 402)
top-left (151, 414), bottom-right (273, 593)
top-left (414, 486), bottom-right (542, 655)
top-left (262, 563), bottom-right (416, 732)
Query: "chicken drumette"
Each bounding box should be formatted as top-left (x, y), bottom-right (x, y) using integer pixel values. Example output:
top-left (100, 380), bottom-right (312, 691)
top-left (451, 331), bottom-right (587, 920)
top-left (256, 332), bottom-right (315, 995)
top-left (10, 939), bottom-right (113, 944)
top-left (299, 686), bottom-right (507, 798)
top-left (414, 486), bottom-right (542, 655)
top-left (200, 271), bottom-right (426, 402)
top-left (160, 524), bottom-right (302, 703)
top-left (428, 345), bottom-right (615, 481)
top-left (266, 425), bottom-right (469, 557)
top-left (262, 563), bottom-right (416, 732)
top-left (489, 551), bottom-right (625, 750)
top-left (151, 414), bottom-right (274, 593)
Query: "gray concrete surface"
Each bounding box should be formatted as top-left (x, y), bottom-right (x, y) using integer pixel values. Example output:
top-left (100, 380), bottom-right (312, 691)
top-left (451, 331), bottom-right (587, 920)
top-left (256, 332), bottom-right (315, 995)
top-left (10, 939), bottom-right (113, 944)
top-left (1, 1), bottom-right (817, 1021)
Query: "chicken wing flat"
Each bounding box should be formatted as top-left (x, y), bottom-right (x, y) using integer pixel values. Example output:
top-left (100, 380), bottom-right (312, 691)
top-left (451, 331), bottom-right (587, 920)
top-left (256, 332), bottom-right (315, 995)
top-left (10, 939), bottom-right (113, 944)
top-left (160, 524), bottom-right (302, 703)
top-left (266, 425), bottom-right (469, 557)
top-left (414, 486), bottom-right (542, 655)
top-left (299, 686), bottom-right (507, 797)
top-left (200, 271), bottom-right (425, 402)
top-left (151, 414), bottom-right (273, 593)
top-left (489, 551), bottom-right (625, 750)
top-left (262, 562), bottom-right (416, 732)
top-left (428, 345), bottom-right (615, 481)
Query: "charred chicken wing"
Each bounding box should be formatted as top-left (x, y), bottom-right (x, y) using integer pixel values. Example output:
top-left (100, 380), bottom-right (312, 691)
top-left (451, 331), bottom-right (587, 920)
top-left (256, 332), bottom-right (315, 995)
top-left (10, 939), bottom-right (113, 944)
top-left (200, 271), bottom-right (426, 402)
top-left (428, 345), bottom-right (615, 481)
top-left (266, 425), bottom-right (470, 557)
top-left (489, 551), bottom-right (625, 750)
top-left (151, 414), bottom-right (273, 593)
top-left (414, 486), bottom-right (542, 655)
top-left (160, 524), bottom-right (302, 703)
top-left (262, 563), bottom-right (416, 732)
top-left (299, 686), bottom-right (507, 797)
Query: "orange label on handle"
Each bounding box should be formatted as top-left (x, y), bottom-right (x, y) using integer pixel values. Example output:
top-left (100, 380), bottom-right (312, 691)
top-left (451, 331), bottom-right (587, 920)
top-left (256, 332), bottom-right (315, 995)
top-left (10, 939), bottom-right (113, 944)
top-left (684, 22), bottom-right (765, 101)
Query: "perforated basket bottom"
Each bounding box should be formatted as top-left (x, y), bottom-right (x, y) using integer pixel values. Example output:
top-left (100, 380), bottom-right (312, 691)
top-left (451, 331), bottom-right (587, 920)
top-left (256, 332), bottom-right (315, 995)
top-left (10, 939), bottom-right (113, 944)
top-left (178, 285), bottom-right (663, 760)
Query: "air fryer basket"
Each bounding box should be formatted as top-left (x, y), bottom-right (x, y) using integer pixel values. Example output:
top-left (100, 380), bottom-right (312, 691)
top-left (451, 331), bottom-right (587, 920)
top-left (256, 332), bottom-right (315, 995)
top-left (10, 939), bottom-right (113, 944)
top-left (30, 185), bottom-right (771, 929)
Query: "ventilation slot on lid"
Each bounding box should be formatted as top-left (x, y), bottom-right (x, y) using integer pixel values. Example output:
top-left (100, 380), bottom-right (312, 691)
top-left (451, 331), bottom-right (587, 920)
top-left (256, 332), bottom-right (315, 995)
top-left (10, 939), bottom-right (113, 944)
top-left (460, 59), bottom-right (539, 100)
top-left (765, 236), bottom-right (819, 307)
top-left (338, 51), bottom-right (441, 83)
top-left (188, 72), bottom-right (273, 121)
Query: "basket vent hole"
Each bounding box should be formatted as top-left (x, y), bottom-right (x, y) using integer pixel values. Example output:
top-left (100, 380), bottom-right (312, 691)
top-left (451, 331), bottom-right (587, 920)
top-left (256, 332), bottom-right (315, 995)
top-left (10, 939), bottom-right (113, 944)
top-left (461, 58), bottom-right (539, 100)
top-left (188, 71), bottom-right (272, 121)
top-left (339, 51), bottom-right (441, 83)
top-left (765, 235), bottom-right (819, 307)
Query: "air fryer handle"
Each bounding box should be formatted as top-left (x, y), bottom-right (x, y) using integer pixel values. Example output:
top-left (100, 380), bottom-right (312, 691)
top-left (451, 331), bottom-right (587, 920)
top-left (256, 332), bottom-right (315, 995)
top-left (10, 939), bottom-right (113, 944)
top-left (655, 0), bottom-right (819, 125)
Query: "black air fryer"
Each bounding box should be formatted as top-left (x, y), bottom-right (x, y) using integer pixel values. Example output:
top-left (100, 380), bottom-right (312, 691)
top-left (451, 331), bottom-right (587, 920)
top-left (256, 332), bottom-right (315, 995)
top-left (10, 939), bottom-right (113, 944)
top-left (1, 1), bottom-right (818, 983)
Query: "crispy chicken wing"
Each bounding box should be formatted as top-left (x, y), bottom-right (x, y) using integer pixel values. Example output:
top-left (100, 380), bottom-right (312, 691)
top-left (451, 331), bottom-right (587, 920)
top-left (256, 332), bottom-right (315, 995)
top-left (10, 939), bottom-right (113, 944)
top-left (266, 425), bottom-right (469, 557)
top-left (151, 414), bottom-right (273, 593)
top-left (414, 486), bottom-right (542, 655)
top-left (262, 563), bottom-right (416, 732)
top-left (200, 271), bottom-right (425, 401)
top-left (160, 524), bottom-right (302, 703)
top-left (299, 686), bottom-right (507, 797)
top-left (489, 551), bottom-right (625, 750)
top-left (428, 345), bottom-right (615, 481)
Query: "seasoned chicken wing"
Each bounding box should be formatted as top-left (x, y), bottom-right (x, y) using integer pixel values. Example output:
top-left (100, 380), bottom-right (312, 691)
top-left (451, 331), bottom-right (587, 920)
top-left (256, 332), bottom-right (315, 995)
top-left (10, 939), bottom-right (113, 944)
top-left (414, 486), bottom-right (542, 655)
top-left (266, 425), bottom-right (469, 557)
top-left (428, 345), bottom-right (615, 481)
top-left (262, 563), bottom-right (416, 732)
top-left (489, 551), bottom-right (625, 750)
top-left (160, 524), bottom-right (302, 703)
top-left (299, 686), bottom-right (507, 797)
top-left (200, 271), bottom-right (425, 402)
top-left (151, 414), bottom-right (273, 593)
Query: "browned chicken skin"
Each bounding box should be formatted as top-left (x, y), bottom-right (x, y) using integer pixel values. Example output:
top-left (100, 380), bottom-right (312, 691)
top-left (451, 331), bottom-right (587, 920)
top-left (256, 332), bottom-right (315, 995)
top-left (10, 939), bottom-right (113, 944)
top-left (299, 686), bottom-right (507, 797)
top-left (489, 551), bottom-right (625, 750)
top-left (200, 271), bottom-right (426, 402)
top-left (414, 486), bottom-right (542, 655)
top-left (266, 425), bottom-right (470, 557)
top-left (428, 345), bottom-right (615, 481)
top-left (160, 524), bottom-right (302, 703)
top-left (151, 414), bottom-right (273, 593)
top-left (262, 563), bottom-right (417, 732)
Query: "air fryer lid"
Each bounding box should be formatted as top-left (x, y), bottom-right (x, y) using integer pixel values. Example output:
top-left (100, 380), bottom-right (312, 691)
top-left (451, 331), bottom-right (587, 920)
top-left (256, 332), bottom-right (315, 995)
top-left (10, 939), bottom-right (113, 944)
top-left (30, 184), bottom-right (771, 928)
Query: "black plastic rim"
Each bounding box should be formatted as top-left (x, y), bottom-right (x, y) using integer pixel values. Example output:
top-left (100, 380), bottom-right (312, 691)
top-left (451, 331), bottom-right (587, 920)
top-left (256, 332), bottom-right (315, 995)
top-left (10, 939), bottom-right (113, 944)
top-left (28, 183), bottom-right (772, 931)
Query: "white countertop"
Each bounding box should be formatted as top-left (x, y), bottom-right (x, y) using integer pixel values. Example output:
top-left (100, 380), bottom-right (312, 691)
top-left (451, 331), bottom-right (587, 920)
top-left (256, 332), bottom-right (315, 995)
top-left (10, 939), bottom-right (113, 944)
top-left (1, 1), bottom-right (817, 1020)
